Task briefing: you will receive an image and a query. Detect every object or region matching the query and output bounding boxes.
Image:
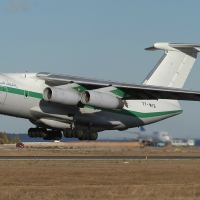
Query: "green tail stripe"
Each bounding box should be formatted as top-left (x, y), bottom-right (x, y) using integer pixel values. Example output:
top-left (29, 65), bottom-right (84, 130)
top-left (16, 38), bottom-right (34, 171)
top-left (117, 109), bottom-right (182, 118)
top-left (85, 105), bottom-right (182, 118)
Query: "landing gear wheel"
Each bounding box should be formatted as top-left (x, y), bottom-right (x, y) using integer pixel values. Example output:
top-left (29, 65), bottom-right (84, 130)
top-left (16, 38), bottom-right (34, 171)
top-left (32, 130), bottom-right (37, 138)
top-left (72, 129), bottom-right (77, 138)
top-left (53, 131), bottom-right (62, 140)
top-left (43, 131), bottom-right (54, 140)
top-left (89, 132), bottom-right (98, 141)
top-left (40, 128), bottom-right (47, 138)
top-left (82, 131), bottom-right (87, 140)
top-left (67, 129), bottom-right (73, 138)
top-left (36, 129), bottom-right (41, 138)
top-left (63, 129), bottom-right (69, 138)
top-left (76, 129), bottom-right (84, 139)
top-left (28, 128), bottom-right (34, 138)
top-left (42, 132), bottom-right (50, 140)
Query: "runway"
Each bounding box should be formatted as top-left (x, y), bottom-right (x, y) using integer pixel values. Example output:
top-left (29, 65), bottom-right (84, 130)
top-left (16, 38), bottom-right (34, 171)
top-left (0, 156), bottom-right (200, 160)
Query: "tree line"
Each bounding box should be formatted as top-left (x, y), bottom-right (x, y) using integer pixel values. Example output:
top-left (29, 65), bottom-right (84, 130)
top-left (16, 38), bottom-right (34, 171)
top-left (0, 132), bottom-right (20, 144)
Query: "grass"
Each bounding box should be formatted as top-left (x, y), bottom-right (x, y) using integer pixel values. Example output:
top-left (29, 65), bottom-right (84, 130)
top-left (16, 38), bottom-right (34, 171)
top-left (0, 160), bottom-right (200, 199)
top-left (3, 143), bottom-right (200, 157)
top-left (1, 143), bottom-right (200, 199)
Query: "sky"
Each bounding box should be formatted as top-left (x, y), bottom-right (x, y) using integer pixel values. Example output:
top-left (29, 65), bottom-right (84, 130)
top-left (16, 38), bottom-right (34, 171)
top-left (0, 0), bottom-right (200, 139)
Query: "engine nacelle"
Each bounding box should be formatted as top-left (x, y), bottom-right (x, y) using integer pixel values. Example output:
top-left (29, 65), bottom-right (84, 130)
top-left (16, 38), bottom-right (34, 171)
top-left (43, 87), bottom-right (80, 105)
top-left (81, 90), bottom-right (124, 109)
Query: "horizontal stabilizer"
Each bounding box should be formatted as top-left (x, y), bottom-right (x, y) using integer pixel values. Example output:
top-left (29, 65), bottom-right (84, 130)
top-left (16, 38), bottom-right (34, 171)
top-left (145, 43), bottom-right (200, 52)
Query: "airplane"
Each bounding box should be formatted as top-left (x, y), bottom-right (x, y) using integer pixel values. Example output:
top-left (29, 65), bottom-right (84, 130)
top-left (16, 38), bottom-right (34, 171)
top-left (126, 126), bottom-right (171, 145)
top-left (0, 42), bottom-right (200, 141)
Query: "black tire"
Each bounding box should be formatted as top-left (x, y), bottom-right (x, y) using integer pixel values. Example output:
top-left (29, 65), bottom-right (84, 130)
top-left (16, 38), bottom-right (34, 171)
top-left (63, 129), bottom-right (69, 138)
top-left (32, 129), bottom-right (37, 138)
top-left (43, 137), bottom-right (48, 140)
top-left (54, 131), bottom-right (62, 140)
top-left (82, 131), bottom-right (87, 140)
top-left (42, 134), bottom-right (49, 140)
top-left (28, 128), bottom-right (33, 138)
top-left (40, 128), bottom-right (48, 138)
top-left (89, 132), bottom-right (98, 141)
top-left (67, 129), bottom-right (73, 138)
top-left (43, 131), bottom-right (53, 140)
top-left (36, 129), bottom-right (41, 138)
top-left (72, 129), bottom-right (77, 138)
top-left (76, 129), bottom-right (84, 139)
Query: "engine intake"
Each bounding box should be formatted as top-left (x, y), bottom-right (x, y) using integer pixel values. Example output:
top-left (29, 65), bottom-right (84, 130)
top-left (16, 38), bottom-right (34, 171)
top-left (81, 90), bottom-right (124, 109)
top-left (43, 87), bottom-right (80, 106)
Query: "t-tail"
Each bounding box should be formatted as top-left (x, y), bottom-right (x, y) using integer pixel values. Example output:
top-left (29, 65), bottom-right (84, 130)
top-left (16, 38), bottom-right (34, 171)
top-left (136, 43), bottom-right (200, 124)
top-left (143, 43), bottom-right (200, 88)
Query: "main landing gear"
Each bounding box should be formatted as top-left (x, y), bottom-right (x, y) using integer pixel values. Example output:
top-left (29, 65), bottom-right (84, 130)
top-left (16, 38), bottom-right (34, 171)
top-left (63, 128), bottom-right (98, 141)
top-left (28, 128), bottom-right (98, 141)
top-left (28, 128), bottom-right (62, 140)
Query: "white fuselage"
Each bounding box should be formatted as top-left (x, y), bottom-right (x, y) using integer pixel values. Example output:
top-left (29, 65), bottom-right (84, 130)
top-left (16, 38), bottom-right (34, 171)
top-left (0, 73), bottom-right (182, 132)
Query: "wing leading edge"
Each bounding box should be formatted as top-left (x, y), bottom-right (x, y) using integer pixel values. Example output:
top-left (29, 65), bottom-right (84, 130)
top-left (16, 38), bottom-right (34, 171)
top-left (36, 72), bottom-right (200, 101)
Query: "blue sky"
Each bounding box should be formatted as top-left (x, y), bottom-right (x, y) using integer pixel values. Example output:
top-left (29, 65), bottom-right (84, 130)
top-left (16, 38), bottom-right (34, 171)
top-left (0, 0), bottom-right (200, 139)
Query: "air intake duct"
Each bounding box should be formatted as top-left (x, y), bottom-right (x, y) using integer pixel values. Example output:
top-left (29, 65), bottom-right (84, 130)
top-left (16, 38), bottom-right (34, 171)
top-left (81, 90), bottom-right (124, 109)
top-left (43, 87), bottom-right (80, 106)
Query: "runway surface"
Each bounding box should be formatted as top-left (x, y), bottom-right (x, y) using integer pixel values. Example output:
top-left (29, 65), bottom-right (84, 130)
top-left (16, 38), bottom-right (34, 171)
top-left (0, 156), bottom-right (200, 160)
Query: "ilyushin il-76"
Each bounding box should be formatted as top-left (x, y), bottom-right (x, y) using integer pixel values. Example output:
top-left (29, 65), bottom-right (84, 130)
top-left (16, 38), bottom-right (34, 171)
top-left (0, 42), bottom-right (200, 141)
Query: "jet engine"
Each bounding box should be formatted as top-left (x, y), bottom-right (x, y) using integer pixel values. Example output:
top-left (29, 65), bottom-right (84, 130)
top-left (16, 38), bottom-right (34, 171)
top-left (81, 90), bottom-right (124, 109)
top-left (43, 87), bottom-right (80, 105)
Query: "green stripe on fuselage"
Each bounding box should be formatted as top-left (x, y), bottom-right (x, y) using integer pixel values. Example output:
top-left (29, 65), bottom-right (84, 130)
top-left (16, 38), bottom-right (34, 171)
top-left (3, 86), bottom-right (182, 118)
top-left (6, 86), bottom-right (43, 99)
top-left (29, 91), bottom-right (43, 99)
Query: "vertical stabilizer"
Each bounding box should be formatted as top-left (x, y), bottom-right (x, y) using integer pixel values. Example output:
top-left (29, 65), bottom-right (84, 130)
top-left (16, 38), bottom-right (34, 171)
top-left (143, 43), bottom-right (200, 88)
top-left (140, 126), bottom-right (145, 132)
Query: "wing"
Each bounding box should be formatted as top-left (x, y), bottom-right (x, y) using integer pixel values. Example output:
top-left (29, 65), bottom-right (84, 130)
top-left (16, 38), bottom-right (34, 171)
top-left (37, 72), bottom-right (200, 101)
